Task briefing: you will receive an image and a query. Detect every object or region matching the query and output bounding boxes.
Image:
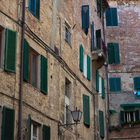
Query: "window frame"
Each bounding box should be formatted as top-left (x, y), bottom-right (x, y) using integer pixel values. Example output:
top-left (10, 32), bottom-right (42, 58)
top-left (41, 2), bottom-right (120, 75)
top-left (31, 122), bottom-right (40, 140)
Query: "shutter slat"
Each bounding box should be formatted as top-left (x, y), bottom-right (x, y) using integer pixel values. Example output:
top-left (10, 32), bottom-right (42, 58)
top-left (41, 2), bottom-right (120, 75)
top-left (99, 111), bottom-right (105, 138)
top-left (1, 107), bottom-right (15, 140)
top-left (23, 39), bottom-right (30, 82)
top-left (79, 45), bottom-right (84, 72)
top-left (83, 95), bottom-right (90, 127)
top-left (4, 29), bottom-right (17, 73)
top-left (41, 55), bottom-right (48, 94)
top-left (87, 55), bottom-right (91, 81)
top-left (43, 125), bottom-right (50, 140)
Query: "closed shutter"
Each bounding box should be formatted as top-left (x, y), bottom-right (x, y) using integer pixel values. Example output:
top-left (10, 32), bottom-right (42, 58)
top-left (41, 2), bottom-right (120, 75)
top-left (83, 95), bottom-right (90, 127)
top-left (36, 0), bottom-right (40, 19)
top-left (120, 111), bottom-right (125, 125)
top-left (79, 45), bottom-right (84, 72)
top-left (108, 43), bottom-right (115, 64)
top-left (96, 70), bottom-right (99, 92)
top-left (1, 107), bottom-right (15, 140)
top-left (4, 29), bottom-right (17, 73)
top-left (91, 22), bottom-right (95, 51)
top-left (114, 43), bottom-right (120, 64)
top-left (135, 110), bottom-right (139, 121)
top-left (102, 78), bottom-right (105, 99)
top-left (109, 78), bottom-right (121, 92)
top-left (106, 8), bottom-right (112, 26)
top-left (134, 77), bottom-right (140, 90)
top-left (106, 8), bottom-right (118, 26)
top-left (87, 55), bottom-right (91, 81)
top-left (43, 125), bottom-right (50, 140)
top-left (99, 111), bottom-right (105, 138)
top-left (41, 55), bottom-right (48, 94)
top-left (23, 39), bottom-right (30, 82)
top-left (82, 5), bottom-right (89, 35)
top-left (29, 0), bottom-right (36, 16)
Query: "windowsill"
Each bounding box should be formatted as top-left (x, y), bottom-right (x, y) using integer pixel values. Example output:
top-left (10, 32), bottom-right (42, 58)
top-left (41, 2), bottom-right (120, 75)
top-left (106, 26), bottom-right (119, 28)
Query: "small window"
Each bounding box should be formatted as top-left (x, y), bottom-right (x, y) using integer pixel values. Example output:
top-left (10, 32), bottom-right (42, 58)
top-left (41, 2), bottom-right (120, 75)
top-left (106, 8), bottom-right (118, 26)
top-left (108, 43), bottom-right (120, 65)
top-left (29, 0), bottom-right (40, 19)
top-left (109, 77), bottom-right (121, 92)
top-left (65, 22), bottom-right (71, 46)
top-left (29, 49), bottom-right (39, 88)
top-left (64, 78), bottom-right (72, 124)
top-left (31, 123), bottom-right (40, 140)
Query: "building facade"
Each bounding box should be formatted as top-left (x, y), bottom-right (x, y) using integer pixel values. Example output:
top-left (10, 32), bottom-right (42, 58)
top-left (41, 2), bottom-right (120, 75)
top-left (0, 0), bottom-right (109, 140)
top-left (105, 0), bottom-right (140, 139)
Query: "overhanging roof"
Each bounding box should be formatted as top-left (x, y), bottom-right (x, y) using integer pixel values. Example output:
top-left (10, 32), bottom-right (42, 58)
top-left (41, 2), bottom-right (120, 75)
top-left (120, 103), bottom-right (140, 109)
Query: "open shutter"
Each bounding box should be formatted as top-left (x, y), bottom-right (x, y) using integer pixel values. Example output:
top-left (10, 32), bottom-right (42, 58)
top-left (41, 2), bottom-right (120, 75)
top-left (96, 70), bottom-right (99, 92)
top-left (87, 55), bottom-right (91, 81)
top-left (43, 125), bottom-right (50, 140)
top-left (4, 29), bottom-right (17, 73)
top-left (135, 110), bottom-right (139, 121)
top-left (91, 22), bottom-right (95, 51)
top-left (79, 45), bottom-right (84, 72)
top-left (120, 111), bottom-right (125, 125)
top-left (23, 39), bottom-right (30, 82)
top-left (99, 111), bottom-right (105, 139)
top-left (114, 43), bottom-right (120, 64)
top-left (108, 43), bottom-right (115, 64)
top-left (82, 5), bottom-right (89, 35)
top-left (40, 55), bottom-right (48, 94)
top-left (83, 95), bottom-right (90, 127)
top-left (1, 107), bottom-right (15, 140)
top-left (134, 77), bottom-right (140, 90)
top-left (102, 78), bottom-right (105, 99)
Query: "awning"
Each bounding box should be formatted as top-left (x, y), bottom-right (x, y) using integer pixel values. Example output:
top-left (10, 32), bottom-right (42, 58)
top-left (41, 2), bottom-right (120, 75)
top-left (120, 103), bottom-right (140, 110)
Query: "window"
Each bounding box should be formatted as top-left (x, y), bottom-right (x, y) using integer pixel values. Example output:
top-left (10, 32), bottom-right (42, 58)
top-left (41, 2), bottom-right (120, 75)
top-left (83, 54), bottom-right (87, 78)
top-left (99, 110), bottom-right (105, 139)
top-left (106, 8), bottom-right (118, 26)
top-left (96, 29), bottom-right (101, 49)
top-left (1, 107), bottom-right (15, 140)
top-left (42, 125), bottom-right (50, 140)
top-left (81, 5), bottom-right (90, 35)
top-left (96, 0), bottom-right (102, 18)
top-left (91, 22), bottom-right (95, 51)
top-left (109, 77), bottom-right (121, 92)
top-left (31, 123), bottom-right (39, 140)
top-left (64, 78), bottom-right (72, 124)
top-left (24, 40), bottom-right (48, 94)
top-left (120, 110), bottom-right (140, 125)
top-left (83, 94), bottom-right (90, 127)
top-left (65, 22), bottom-right (71, 46)
top-left (108, 43), bottom-right (120, 64)
top-left (29, 0), bottom-right (40, 19)
top-left (79, 45), bottom-right (84, 72)
top-left (134, 77), bottom-right (140, 97)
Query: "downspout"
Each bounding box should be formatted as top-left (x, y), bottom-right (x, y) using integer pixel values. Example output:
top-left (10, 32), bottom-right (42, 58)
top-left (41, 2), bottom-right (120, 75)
top-left (102, 10), bottom-right (110, 140)
top-left (18, 0), bottom-right (26, 140)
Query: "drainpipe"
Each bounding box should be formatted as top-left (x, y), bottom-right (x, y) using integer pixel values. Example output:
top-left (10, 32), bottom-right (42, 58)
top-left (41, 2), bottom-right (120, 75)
top-left (102, 12), bottom-right (110, 140)
top-left (18, 0), bottom-right (26, 140)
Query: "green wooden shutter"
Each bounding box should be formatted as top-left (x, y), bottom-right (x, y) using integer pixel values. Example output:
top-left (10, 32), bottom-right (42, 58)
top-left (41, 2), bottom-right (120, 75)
top-left (91, 22), bottom-right (95, 51)
top-left (134, 77), bottom-right (140, 90)
top-left (43, 125), bottom-right (50, 140)
top-left (99, 110), bottom-right (105, 138)
top-left (87, 55), bottom-right (91, 81)
top-left (102, 78), bottom-right (105, 99)
top-left (108, 43), bottom-right (115, 64)
top-left (23, 39), bottom-right (30, 82)
top-left (106, 8), bottom-right (112, 26)
top-left (83, 95), bottom-right (90, 127)
top-left (36, 0), bottom-right (40, 19)
top-left (82, 5), bottom-right (89, 35)
top-left (1, 107), bottom-right (15, 140)
top-left (41, 55), bottom-right (48, 94)
top-left (109, 78), bottom-right (121, 92)
top-left (115, 78), bottom-right (121, 92)
top-left (96, 29), bottom-right (101, 49)
top-left (135, 110), bottom-right (139, 121)
top-left (114, 43), bottom-right (120, 64)
top-left (120, 111), bottom-right (125, 125)
top-left (112, 8), bottom-right (118, 26)
top-left (96, 70), bottom-right (99, 92)
top-left (79, 45), bottom-right (84, 72)
top-left (109, 78), bottom-right (116, 92)
top-left (4, 29), bottom-right (17, 73)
